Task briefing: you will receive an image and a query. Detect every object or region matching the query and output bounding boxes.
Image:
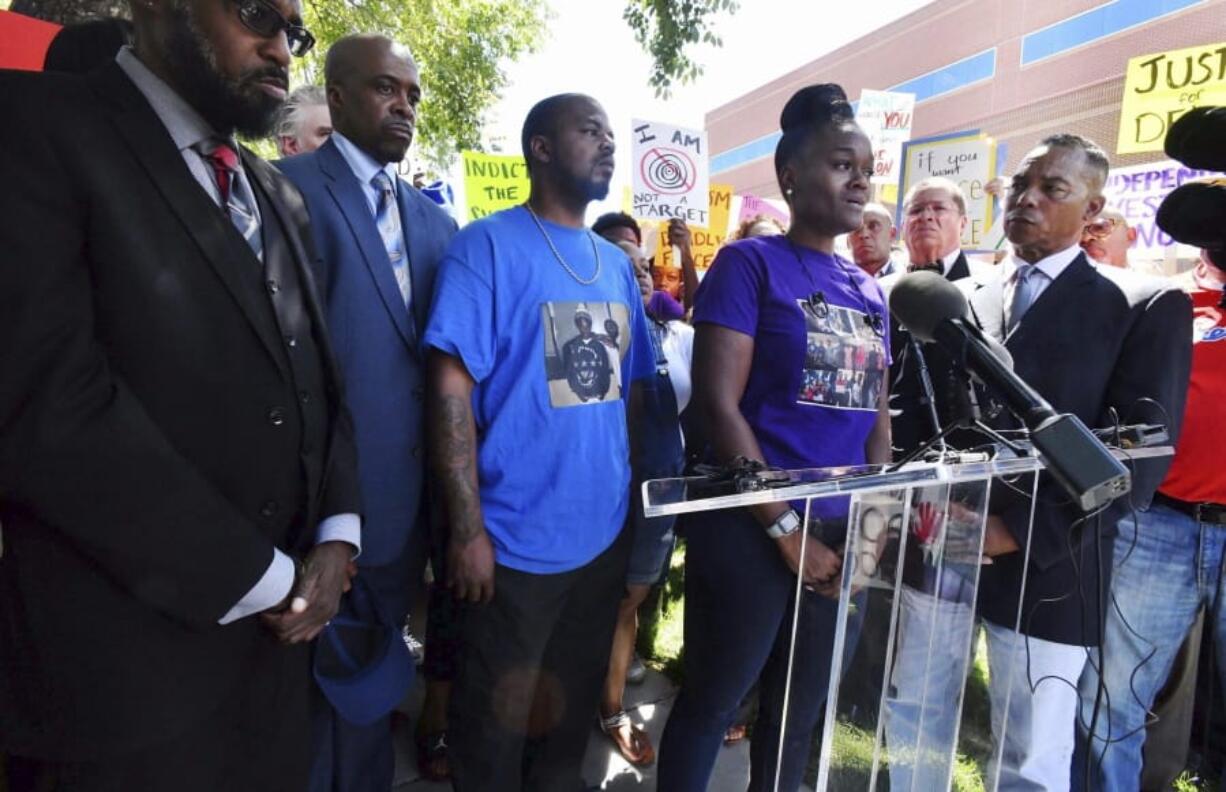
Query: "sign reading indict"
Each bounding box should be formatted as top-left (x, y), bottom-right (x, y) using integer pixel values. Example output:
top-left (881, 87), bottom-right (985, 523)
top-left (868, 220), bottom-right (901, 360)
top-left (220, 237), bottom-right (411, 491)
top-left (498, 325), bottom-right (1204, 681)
top-left (1102, 159), bottom-right (1216, 252)
top-left (654, 184), bottom-right (733, 273)
top-left (855, 89), bottom-right (915, 184)
top-left (631, 119), bottom-right (711, 226)
top-left (1117, 42), bottom-right (1226, 155)
top-left (462, 150), bottom-right (530, 222)
top-left (897, 131), bottom-right (997, 250)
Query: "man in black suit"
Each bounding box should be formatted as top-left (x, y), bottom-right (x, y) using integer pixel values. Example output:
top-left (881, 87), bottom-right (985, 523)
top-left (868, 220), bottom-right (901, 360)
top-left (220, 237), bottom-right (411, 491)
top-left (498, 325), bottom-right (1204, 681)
top-left (881, 177), bottom-right (976, 458)
top-left (0, 0), bottom-right (360, 789)
top-left (959, 134), bottom-right (1191, 790)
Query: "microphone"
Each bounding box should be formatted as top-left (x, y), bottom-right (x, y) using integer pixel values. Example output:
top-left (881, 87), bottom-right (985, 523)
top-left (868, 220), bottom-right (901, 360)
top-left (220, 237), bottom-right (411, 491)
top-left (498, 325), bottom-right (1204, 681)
top-left (890, 272), bottom-right (1131, 511)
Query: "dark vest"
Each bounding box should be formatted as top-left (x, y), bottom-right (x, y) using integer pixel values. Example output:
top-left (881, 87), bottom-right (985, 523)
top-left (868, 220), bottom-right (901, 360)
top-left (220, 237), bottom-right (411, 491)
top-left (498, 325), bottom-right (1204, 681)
top-left (247, 174), bottom-right (330, 551)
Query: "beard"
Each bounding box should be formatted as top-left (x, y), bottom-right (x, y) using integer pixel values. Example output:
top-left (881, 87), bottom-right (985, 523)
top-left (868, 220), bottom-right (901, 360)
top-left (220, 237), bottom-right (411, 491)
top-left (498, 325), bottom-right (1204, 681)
top-left (163, 2), bottom-right (286, 138)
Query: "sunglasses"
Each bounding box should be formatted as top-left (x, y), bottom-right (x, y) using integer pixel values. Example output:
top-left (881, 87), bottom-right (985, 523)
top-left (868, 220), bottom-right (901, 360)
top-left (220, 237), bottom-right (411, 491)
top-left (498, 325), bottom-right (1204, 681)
top-left (1082, 216), bottom-right (1120, 241)
top-left (234, 0), bottom-right (315, 57)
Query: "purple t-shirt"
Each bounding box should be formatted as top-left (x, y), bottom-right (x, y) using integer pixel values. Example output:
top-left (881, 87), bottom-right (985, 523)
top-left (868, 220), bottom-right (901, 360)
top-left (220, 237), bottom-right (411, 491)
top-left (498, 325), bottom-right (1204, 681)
top-left (693, 236), bottom-right (890, 515)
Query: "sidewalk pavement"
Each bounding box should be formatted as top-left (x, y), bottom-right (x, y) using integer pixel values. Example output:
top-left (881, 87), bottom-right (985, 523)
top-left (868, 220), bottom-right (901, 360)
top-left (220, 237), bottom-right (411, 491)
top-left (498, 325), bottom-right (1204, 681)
top-left (391, 667), bottom-right (812, 791)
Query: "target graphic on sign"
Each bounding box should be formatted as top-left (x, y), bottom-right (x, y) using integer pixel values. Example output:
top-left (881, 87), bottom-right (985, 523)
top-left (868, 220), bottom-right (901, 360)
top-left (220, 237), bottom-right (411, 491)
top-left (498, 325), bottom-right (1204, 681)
top-left (639, 147), bottom-right (698, 196)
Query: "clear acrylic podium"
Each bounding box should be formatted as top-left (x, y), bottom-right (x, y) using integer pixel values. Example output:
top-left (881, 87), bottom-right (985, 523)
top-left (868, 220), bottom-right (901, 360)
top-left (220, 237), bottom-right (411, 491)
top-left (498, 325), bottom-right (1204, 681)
top-left (643, 447), bottom-right (1172, 792)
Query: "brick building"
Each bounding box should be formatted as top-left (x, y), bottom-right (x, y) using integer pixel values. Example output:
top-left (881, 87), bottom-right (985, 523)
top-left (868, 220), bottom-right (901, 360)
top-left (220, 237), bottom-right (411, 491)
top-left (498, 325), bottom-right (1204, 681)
top-left (707, 0), bottom-right (1226, 205)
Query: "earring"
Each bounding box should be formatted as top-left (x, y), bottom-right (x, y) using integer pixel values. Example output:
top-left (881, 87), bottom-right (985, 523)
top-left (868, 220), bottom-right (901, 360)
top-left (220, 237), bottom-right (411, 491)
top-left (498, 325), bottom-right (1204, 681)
top-left (785, 187), bottom-right (794, 197)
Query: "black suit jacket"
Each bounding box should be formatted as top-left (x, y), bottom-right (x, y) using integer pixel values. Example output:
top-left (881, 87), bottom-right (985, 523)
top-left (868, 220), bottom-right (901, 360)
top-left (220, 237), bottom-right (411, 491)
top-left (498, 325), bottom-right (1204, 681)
top-left (0, 65), bottom-right (360, 759)
top-left (959, 253), bottom-right (1191, 645)
top-left (881, 252), bottom-right (975, 457)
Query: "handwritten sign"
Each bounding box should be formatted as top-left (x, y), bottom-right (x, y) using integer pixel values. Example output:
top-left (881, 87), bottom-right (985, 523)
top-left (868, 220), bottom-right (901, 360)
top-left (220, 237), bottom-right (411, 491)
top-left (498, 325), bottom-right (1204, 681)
top-left (631, 118), bottom-right (710, 225)
top-left (653, 184), bottom-right (732, 276)
top-left (897, 131), bottom-right (997, 250)
top-left (736, 193), bottom-right (790, 229)
top-left (462, 151), bottom-right (530, 222)
top-left (856, 90), bottom-right (915, 184)
top-left (1102, 160), bottom-right (1216, 252)
top-left (1117, 42), bottom-right (1226, 155)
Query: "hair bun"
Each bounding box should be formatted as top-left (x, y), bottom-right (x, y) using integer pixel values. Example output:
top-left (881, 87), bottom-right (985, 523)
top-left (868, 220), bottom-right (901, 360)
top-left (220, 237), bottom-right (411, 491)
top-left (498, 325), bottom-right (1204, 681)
top-left (780, 84), bottom-right (852, 133)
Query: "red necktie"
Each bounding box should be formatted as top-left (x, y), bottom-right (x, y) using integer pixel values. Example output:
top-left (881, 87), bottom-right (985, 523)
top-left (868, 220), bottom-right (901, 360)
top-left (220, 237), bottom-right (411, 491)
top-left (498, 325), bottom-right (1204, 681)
top-left (198, 140), bottom-right (239, 209)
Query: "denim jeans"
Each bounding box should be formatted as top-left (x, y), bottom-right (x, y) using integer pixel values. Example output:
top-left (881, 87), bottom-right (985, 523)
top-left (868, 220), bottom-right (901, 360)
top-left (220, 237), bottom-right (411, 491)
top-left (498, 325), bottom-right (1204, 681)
top-left (1074, 502), bottom-right (1226, 791)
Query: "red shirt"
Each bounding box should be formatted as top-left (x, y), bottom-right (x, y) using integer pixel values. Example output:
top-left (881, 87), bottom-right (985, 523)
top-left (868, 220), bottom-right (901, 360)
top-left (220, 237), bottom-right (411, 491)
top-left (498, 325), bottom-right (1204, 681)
top-left (1159, 273), bottom-right (1226, 504)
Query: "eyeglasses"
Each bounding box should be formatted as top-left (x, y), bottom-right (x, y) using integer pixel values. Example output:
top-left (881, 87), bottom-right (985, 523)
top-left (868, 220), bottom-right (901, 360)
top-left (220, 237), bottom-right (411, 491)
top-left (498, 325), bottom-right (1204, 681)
top-left (234, 0), bottom-right (315, 57)
top-left (1082, 216), bottom-right (1120, 241)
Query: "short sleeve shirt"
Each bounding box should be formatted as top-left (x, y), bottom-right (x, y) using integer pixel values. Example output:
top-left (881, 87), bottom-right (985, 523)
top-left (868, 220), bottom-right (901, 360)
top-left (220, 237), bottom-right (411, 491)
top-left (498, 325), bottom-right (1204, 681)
top-left (692, 236), bottom-right (890, 519)
top-left (424, 206), bottom-right (655, 573)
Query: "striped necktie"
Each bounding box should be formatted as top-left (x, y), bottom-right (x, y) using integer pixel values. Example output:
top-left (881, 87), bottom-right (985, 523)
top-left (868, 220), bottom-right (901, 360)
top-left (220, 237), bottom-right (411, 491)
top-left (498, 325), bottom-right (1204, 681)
top-left (372, 171), bottom-right (411, 307)
top-left (196, 139), bottom-right (263, 262)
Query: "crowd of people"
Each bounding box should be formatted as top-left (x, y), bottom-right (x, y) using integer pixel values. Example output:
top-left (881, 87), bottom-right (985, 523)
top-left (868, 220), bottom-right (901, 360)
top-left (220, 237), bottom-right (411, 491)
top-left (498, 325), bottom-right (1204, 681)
top-left (0, 4), bottom-right (1223, 792)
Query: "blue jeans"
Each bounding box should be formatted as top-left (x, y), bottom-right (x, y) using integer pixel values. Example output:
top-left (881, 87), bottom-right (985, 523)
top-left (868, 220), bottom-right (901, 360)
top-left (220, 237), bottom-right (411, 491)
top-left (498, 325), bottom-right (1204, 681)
top-left (657, 509), bottom-right (855, 792)
top-left (1074, 502), bottom-right (1226, 791)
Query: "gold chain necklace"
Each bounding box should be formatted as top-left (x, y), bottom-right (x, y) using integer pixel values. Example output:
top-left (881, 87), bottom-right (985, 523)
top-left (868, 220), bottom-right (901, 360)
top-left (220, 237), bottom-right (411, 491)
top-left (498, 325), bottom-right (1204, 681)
top-left (524, 203), bottom-right (602, 286)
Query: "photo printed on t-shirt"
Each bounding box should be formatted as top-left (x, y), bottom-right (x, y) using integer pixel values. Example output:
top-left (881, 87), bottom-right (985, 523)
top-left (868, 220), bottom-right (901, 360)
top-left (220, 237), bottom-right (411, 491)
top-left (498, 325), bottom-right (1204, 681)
top-left (797, 300), bottom-right (886, 411)
top-left (542, 301), bottom-right (629, 408)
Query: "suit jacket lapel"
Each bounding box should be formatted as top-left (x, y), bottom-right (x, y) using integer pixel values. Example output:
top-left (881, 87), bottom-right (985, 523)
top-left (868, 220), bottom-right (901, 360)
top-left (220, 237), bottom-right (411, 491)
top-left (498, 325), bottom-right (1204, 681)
top-left (396, 184), bottom-right (430, 339)
top-left (317, 141), bottom-right (417, 353)
top-left (92, 64), bottom-right (289, 378)
top-left (1004, 253), bottom-right (1097, 345)
top-left (947, 252), bottom-right (970, 281)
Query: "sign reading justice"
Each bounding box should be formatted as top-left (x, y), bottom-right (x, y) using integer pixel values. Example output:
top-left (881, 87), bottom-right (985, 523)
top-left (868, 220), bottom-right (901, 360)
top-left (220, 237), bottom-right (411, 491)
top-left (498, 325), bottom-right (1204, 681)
top-left (1117, 42), bottom-right (1226, 155)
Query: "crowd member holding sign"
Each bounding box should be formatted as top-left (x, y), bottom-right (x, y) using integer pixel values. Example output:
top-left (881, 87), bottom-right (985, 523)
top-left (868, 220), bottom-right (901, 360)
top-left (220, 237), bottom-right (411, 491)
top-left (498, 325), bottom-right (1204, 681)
top-left (956, 134), bottom-right (1190, 791)
top-left (657, 83), bottom-right (891, 792)
top-left (424, 93), bottom-right (653, 792)
top-left (277, 34), bottom-right (456, 792)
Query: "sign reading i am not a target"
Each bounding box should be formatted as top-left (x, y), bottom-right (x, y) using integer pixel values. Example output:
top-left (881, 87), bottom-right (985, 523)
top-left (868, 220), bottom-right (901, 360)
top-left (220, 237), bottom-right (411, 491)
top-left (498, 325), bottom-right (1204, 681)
top-left (631, 118), bottom-right (711, 226)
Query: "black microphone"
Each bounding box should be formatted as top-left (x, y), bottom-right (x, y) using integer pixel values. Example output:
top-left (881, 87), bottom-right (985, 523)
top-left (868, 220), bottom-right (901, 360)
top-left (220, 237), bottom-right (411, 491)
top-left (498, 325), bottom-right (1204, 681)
top-left (890, 271), bottom-right (1131, 511)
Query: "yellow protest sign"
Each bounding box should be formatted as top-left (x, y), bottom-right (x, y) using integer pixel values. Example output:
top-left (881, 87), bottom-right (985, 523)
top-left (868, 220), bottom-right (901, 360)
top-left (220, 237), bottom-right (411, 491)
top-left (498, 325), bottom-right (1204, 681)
top-left (1117, 42), bottom-right (1226, 155)
top-left (654, 184), bottom-right (732, 275)
top-left (462, 151), bottom-right (530, 222)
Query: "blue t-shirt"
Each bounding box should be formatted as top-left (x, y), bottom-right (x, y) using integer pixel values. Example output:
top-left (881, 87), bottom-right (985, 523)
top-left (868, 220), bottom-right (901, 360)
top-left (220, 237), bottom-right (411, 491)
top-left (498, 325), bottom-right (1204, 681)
top-left (692, 235), bottom-right (890, 519)
top-left (424, 206), bottom-right (655, 573)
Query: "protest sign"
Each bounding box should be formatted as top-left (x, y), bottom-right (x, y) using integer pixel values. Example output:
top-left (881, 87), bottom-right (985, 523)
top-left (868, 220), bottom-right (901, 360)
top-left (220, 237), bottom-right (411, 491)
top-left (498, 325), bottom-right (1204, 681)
top-left (897, 131), bottom-right (997, 250)
top-left (1102, 160), bottom-right (1216, 253)
top-left (1117, 42), bottom-right (1226, 155)
top-left (653, 184), bottom-right (732, 274)
top-left (631, 119), bottom-right (711, 225)
top-left (736, 193), bottom-right (790, 229)
top-left (461, 151), bottom-right (530, 222)
top-left (856, 89), bottom-right (915, 184)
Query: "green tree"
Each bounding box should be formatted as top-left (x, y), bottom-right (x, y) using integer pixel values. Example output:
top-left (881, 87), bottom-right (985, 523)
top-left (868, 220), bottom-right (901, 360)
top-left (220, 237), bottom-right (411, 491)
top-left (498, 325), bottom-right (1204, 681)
top-left (301, 0), bottom-right (548, 169)
top-left (622, 0), bottom-right (738, 98)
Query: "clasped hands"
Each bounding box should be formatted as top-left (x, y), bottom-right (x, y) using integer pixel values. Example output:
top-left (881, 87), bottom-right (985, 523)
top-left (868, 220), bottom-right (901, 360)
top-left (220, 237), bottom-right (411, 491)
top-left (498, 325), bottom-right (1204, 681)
top-left (261, 540), bottom-right (358, 644)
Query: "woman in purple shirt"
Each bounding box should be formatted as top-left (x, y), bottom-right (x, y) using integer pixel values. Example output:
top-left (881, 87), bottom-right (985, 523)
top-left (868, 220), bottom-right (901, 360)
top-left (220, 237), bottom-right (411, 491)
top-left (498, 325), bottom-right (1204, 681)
top-left (657, 84), bottom-right (891, 791)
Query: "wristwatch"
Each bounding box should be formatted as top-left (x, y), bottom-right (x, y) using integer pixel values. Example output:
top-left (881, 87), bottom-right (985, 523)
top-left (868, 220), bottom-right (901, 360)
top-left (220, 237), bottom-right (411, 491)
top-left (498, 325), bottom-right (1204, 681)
top-left (765, 509), bottom-right (802, 539)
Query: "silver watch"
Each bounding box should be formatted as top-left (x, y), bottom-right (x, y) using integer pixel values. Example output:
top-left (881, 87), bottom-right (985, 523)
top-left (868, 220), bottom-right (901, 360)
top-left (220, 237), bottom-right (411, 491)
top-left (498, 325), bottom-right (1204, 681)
top-left (765, 509), bottom-right (802, 539)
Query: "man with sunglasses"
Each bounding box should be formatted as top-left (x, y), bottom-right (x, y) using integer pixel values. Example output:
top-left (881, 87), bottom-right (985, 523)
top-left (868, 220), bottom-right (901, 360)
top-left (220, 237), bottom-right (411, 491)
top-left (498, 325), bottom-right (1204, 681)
top-left (0, 1), bottom-right (359, 790)
top-left (1080, 208), bottom-right (1138, 269)
top-left (278, 34), bottom-right (458, 792)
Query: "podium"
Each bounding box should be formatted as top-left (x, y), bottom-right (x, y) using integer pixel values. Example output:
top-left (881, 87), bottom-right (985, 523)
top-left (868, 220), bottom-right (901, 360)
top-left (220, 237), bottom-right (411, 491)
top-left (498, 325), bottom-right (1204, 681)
top-left (643, 446), bottom-right (1172, 792)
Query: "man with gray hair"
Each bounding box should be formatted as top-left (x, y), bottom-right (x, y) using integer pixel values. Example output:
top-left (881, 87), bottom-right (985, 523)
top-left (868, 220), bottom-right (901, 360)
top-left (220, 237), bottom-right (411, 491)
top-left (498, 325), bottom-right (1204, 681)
top-left (274, 84), bottom-right (332, 156)
top-left (882, 176), bottom-right (975, 457)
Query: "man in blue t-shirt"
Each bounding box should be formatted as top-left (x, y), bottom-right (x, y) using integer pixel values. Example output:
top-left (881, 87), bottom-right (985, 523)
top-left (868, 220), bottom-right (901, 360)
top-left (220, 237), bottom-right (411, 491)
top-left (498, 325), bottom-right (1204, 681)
top-left (423, 93), bottom-right (653, 792)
